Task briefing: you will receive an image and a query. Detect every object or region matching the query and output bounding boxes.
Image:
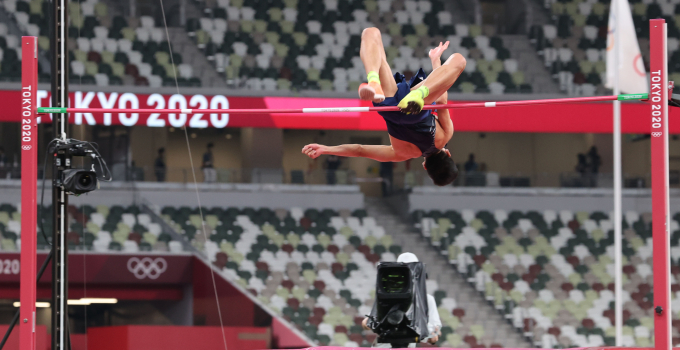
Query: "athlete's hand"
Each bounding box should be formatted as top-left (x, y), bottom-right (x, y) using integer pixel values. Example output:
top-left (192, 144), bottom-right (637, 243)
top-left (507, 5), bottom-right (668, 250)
top-left (427, 333), bottom-right (439, 344)
top-left (302, 144), bottom-right (325, 159)
top-left (429, 41), bottom-right (450, 62)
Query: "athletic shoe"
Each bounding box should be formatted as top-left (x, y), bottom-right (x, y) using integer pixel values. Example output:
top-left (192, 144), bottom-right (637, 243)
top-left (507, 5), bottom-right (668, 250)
top-left (397, 90), bottom-right (425, 114)
top-left (358, 81), bottom-right (385, 103)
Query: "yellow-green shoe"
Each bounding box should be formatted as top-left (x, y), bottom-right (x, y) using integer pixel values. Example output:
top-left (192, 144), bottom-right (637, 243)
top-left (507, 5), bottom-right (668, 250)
top-left (397, 86), bottom-right (428, 114)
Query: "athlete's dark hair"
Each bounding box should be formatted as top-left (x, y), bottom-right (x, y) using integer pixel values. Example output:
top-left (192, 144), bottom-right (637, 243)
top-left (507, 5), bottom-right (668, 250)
top-left (425, 150), bottom-right (458, 186)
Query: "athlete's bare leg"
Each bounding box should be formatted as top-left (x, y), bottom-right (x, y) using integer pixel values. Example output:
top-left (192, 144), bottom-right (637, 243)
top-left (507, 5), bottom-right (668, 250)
top-left (399, 53), bottom-right (466, 113)
top-left (421, 53), bottom-right (466, 105)
top-left (359, 27), bottom-right (398, 100)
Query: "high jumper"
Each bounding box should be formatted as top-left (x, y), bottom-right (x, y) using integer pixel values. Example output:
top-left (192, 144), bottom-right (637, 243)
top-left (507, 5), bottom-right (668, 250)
top-left (302, 27), bottom-right (467, 186)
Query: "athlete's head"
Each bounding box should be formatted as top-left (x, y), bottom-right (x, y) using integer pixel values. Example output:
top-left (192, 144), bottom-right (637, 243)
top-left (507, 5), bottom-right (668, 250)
top-left (423, 149), bottom-right (458, 186)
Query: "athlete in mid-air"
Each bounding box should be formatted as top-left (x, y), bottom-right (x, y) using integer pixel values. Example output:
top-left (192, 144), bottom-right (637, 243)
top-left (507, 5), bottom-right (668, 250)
top-left (302, 27), bottom-right (466, 186)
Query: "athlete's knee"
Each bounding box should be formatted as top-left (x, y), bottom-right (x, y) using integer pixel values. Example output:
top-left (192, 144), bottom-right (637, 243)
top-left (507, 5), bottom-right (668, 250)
top-left (362, 27), bottom-right (381, 41)
top-left (444, 53), bottom-right (467, 71)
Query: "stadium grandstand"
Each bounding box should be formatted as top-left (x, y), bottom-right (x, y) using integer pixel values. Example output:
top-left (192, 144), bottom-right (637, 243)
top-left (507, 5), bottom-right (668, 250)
top-left (0, 0), bottom-right (679, 349)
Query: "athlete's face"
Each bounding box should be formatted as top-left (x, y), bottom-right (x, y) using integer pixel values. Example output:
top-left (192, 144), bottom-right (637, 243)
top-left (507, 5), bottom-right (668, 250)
top-left (422, 148), bottom-right (451, 170)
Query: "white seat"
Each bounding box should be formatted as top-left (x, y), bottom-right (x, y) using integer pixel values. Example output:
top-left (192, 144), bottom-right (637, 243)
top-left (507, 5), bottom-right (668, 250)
top-left (559, 210), bottom-right (573, 224)
top-left (71, 61), bottom-right (86, 76)
top-left (240, 7), bottom-right (255, 20)
top-left (333, 21), bottom-right (348, 35)
top-left (26, 24), bottom-right (39, 37)
top-left (377, 0), bottom-right (391, 12)
top-left (352, 9), bottom-right (368, 23)
top-left (625, 211), bottom-right (639, 224)
top-left (117, 39), bottom-right (132, 53)
top-left (213, 18), bottom-right (227, 32)
top-left (77, 37), bottom-right (91, 52)
top-left (168, 241), bottom-right (183, 252)
top-left (148, 75), bottom-right (162, 87)
top-left (455, 24), bottom-right (469, 37)
top-left (94, 26), bottom-right (108, 40)
top-left (80, 2), bottom-right (94, 15)
top-left (104, 38), bottom-right (118, 52)
top-left (398, 46), bottom-right (414, 58)
top-left (296, 55), bottom-right (311, 70)
top-left (323, 0), bottom-right (337, 11)
top-left (333, 79), bottom-right (348, 92)
top-left (583, 25), bottom-right (598, 40)
top-left (394, 11), bottom-right (409, 24)
top-left (543, 25), bottom-right (557, 40)
top-left (518, 218), bottom-right (533, 232)
top-left (585, 48), bottom-right (600, 62)
top-left (210, 30), bottom-right (225, 45)
top-left (14, 12), bottom-right (28, 27)
top-left (418, 1), bottom-right (432, 13)
top-left (437, 11), bottom-right (452, 26)
top-left (578, 2), bottom-right (592, 15)
top-left (216, 0), bottom-right (229, 8)
top-left (1, 1), bottom-right (15, 13)
top-left (178, 64), bottom-right (192, 79)
top-left (140, 15), bottom-right (155, 28)
top-left (283, 7), bottom-right (297, 22)
top-left (492, 209), bottom-right (508, 225)
top-left (232, 42), bottom-right (248, 56)
top-left (135, 28), bottom-right (150, 43)
top-left (199, 18), bottom-right (214, 32)
top-left (306, 20), bottom-right (321, 34)
top-left (0, 23), bottom-right (7, 36)
top-left (137, 63), bottom-right (152, 78)
top-left (89, 38), bottom-right (105, 52)
top-left (475, 36), bottom-right (490, 49)
top-left (123, 240), bottom-right (139, 252)
top-left (127, 51), bottom-right (142, 65)
top-left (409, 12), bottom-right (424, 25)
top-left (150, 28), bottom-right (165, 42)
top-left (226, 6), bottom-right (240, 20)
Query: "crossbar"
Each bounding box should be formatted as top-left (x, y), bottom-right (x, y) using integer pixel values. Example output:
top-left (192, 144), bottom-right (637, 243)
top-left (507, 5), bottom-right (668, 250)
top-left (36, 94), bottom-right (648, 115)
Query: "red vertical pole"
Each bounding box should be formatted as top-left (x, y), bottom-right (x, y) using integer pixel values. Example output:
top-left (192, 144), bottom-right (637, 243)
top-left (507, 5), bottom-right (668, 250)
top-left (650, 19), bottom-right (672, 350)
top-left (20, 36), bottom-right (38, 350)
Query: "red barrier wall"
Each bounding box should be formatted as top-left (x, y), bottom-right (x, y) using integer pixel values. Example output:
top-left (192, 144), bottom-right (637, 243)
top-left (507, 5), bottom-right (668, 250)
top-left (0, 325), bottom-right (48, 350)
top-left (86, 326), bottom-right (269, 350)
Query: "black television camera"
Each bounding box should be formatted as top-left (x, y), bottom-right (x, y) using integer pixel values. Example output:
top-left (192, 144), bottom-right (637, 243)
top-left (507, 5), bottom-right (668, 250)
top-left (366, 261), bottom-right (429, 348)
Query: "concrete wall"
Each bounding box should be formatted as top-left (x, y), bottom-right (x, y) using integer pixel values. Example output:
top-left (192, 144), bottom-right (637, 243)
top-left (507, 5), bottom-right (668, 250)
top-left (409, 187), bottom-right (680, 213)
top-left (0, 180), bottom-right (364, 210)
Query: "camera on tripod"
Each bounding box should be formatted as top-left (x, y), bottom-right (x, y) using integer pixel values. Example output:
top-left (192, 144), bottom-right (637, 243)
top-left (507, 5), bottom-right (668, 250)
top-left (366, 261), bottom-right (429, 348)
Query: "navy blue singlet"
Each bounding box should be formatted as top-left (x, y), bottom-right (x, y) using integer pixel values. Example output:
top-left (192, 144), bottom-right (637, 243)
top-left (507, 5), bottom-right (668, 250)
top-left (373, 69), bottom-right (439, 158)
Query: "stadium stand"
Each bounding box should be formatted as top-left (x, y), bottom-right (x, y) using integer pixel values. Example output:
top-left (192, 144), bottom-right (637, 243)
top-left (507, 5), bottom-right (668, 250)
top-left (0, 0), bottom-right (202, 86)
top-left (412, 207), bottom-right (680, 347)
top-left (159, 204), bottom-right (502, 347)
top-left (527, 0), bottom-right (680, 95)
top-left (0, 203), bottom-right (183, 252)
top-left (184, 0), bottom-right (532, 93)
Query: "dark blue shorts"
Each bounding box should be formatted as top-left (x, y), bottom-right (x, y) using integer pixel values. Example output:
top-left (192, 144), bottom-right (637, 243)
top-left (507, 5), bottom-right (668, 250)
top-left (373, 74), bottom-right (438, 157)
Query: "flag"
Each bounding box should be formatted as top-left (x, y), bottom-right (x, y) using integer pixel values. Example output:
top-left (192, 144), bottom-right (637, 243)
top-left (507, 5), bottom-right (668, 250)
top-left (606, 0), bottom-right (649, 93)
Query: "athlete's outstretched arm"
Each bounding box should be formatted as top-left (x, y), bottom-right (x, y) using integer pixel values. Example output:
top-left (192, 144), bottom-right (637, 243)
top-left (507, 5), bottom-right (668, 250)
top-left (302, 143), bottom-right (407, 162)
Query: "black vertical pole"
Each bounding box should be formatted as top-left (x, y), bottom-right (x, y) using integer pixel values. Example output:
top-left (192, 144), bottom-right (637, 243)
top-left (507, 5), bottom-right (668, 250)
top-left (50, 0), bottom-right (69, 346)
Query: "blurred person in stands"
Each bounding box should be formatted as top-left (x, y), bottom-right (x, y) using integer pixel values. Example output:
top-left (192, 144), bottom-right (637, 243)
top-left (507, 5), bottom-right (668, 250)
top-left (464, 153), bottom-right (478, 172)
top-left (0, 146), bottom-right (7, 178)
top-left (361, 252), bottom-right (442, 347)
top-left (325, 155), bottom-right (341, 184)
top-left (302, 28), bottom-right (466, 187)
top-left (202, 143), bottom-right (217, 183)
top-left (379, 161), bottom-right (393, 196)
top-left (587, 146), bottom-right (601, 187)
top-left (0, 146), bottom-right (6, 167)
top-left (154, 148), bottom-right (166, 182)
top-left (575, 153), bottom-right (588, 187)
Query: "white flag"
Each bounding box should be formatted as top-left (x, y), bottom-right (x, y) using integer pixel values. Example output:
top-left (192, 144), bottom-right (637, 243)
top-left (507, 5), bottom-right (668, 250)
top-left (606, 0), bottom-right (648, 93)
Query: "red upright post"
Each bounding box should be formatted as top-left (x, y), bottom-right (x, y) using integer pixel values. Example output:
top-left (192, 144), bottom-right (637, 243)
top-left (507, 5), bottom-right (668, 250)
top-left (20, 36), bottom-right (38, 350)
top-left (650, 19), bottom-right (672, 350)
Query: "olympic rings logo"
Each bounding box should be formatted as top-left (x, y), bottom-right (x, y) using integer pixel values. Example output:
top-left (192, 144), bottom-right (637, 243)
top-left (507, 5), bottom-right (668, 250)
top-left (127, 257), bottom-right (167, 279)
top-left (22, 145), bottom-right (31, 151)
top-left (652, 132), bottom-right (663, 137)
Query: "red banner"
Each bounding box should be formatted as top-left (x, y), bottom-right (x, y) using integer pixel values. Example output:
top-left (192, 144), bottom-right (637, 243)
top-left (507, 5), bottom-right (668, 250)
top-left (0, 253), bottom-right (192, 284)
top-left (0, 89), bottom-right (678, 133)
